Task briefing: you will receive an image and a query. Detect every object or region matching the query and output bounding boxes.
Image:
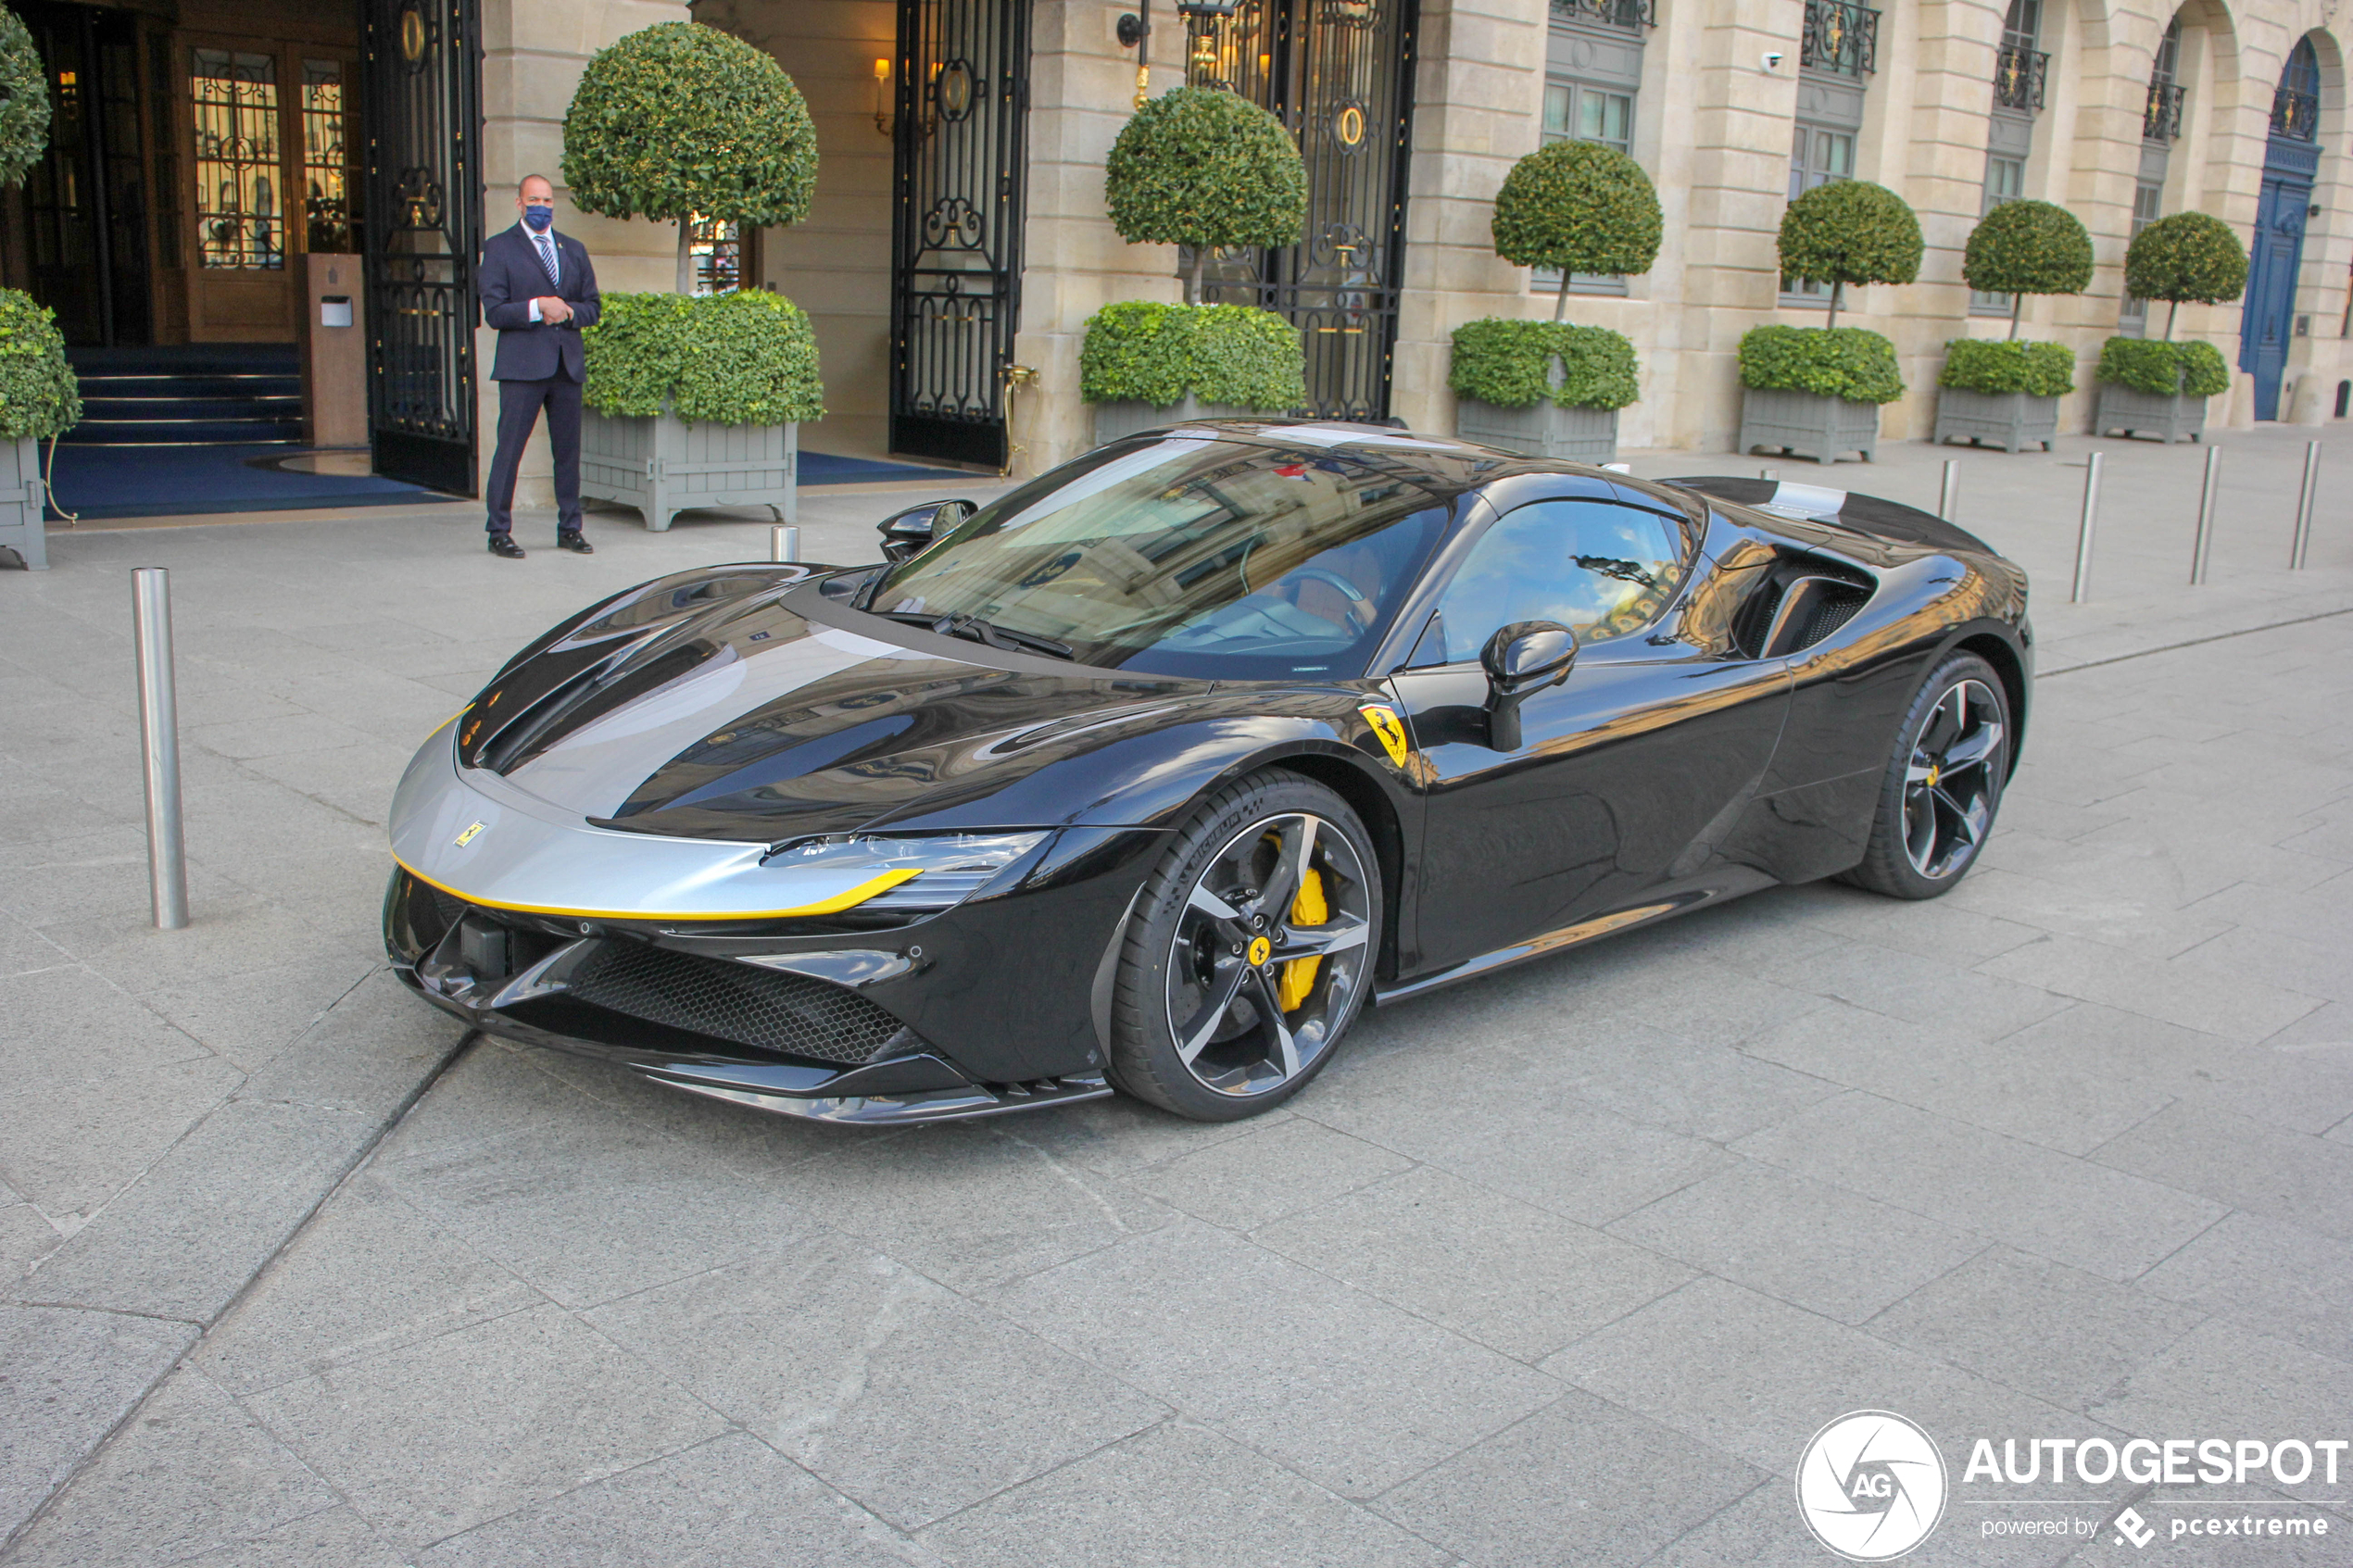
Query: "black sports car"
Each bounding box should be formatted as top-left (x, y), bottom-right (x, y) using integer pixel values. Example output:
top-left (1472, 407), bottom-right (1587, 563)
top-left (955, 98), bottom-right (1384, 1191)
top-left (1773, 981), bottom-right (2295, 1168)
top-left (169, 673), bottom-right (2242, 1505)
top-left (385, 422), bottom-right (2029, 1123)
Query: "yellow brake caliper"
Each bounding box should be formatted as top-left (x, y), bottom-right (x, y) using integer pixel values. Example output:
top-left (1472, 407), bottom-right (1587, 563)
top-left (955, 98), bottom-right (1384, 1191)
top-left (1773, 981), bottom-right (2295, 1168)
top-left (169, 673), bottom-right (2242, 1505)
top-left (1276, 869), bottom-right (1327, 1013)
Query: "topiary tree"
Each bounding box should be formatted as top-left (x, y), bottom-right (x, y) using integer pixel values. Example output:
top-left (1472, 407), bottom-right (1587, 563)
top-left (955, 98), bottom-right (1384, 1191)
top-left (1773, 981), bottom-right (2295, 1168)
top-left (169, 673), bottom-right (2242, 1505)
top-left (1105, 85), bottom-right (1306, 305)
top-left (1778, 180), bottom-right (1923, 330)
top-left (0, 289), bottom-right (82, 442)
top-left (562, 21), bottom-right (818, 294)
top-left (2124, 210), bottom-right (2247, 340)
top-left (1491, 141), bottom-right (1663, 321)
top-left (0, 6), bottom-right (47, 189)
top-left (1963, 198), bottom-right (2094, 340)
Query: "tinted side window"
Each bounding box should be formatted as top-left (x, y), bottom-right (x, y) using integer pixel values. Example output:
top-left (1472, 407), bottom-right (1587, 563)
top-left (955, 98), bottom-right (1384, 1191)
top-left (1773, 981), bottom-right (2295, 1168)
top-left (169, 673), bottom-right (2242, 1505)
top-left (1412, 500), bottom-right (1687, 666)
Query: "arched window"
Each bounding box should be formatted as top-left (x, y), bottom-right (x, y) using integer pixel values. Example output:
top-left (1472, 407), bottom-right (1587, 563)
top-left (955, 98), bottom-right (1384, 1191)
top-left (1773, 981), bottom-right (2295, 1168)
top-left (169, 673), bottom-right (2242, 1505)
top-left (2273, 37), bottom-right (2321, 141)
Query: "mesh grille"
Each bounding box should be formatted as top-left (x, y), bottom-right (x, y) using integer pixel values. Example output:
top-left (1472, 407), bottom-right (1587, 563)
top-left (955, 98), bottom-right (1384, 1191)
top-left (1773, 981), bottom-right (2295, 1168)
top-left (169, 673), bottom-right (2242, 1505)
top-left (425, 884), bottom-right (469, 938)
top-left (1793, 590), bottom-right (1864, 649)
top-left (563, 941), bottom-right (907, 1066)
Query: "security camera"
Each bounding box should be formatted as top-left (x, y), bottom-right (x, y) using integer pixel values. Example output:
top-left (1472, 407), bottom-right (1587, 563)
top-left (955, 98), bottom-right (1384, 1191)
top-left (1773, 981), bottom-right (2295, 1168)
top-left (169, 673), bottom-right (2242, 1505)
top-left (1764, 50), bottom-right (1783, 71)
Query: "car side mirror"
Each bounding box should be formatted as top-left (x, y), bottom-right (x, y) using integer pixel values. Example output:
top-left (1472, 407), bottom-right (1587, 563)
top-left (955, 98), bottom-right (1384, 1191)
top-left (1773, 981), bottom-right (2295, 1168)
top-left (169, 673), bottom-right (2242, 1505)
top-left (1479, 621), bottom-right (1577, 751)
top-left (877, 498), bottom-right (976, 562)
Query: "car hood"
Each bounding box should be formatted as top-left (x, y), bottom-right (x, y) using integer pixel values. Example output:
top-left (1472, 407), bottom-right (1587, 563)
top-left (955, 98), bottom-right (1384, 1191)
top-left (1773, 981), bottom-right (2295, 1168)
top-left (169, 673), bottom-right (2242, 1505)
top-left (459, 575), bottom-right (1205, 841)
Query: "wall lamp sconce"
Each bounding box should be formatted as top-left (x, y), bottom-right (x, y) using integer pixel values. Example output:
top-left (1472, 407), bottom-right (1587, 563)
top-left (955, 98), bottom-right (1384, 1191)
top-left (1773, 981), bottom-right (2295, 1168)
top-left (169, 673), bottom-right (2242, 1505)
top-left (873, 56), bottom-right (894, 138)
top-left (1118, 1), bottom-right (1151, 108)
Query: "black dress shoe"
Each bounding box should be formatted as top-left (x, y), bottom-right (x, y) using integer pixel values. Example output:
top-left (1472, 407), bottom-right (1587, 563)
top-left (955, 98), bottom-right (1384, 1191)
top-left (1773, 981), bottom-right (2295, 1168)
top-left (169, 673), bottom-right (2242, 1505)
top-left (487, 534), bottom-right (526, 559)
top-left (557, 530), bottom-right (594, 555)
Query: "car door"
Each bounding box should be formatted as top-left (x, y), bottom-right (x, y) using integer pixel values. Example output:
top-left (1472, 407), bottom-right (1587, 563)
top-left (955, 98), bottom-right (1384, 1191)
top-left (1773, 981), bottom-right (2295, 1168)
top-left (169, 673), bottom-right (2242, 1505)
top-left (1384, 495), bottom-right (1793, 976)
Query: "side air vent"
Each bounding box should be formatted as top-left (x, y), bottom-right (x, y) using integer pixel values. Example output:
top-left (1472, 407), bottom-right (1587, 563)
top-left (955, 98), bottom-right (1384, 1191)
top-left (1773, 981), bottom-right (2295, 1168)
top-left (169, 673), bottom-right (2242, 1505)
top-left (561, 940), bottom-right (912, 1066)
top-left (1764, 576), bottom-right (1869, 657)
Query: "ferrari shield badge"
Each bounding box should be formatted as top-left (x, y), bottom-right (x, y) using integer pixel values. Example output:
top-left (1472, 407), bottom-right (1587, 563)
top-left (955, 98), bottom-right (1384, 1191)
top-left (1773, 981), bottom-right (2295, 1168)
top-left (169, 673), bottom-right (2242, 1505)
top-left (1359, 704), bottom-right (1411, 767)
top-left (454, 821), bottom-right (486, 848)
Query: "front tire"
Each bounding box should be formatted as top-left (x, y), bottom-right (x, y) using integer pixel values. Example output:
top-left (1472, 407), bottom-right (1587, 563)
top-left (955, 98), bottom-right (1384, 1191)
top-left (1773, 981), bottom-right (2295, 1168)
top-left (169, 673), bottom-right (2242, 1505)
top-left (1108, 771), bottom-right (1381, 1121)
top-left (1843, 653), bottom-right (2011, 899)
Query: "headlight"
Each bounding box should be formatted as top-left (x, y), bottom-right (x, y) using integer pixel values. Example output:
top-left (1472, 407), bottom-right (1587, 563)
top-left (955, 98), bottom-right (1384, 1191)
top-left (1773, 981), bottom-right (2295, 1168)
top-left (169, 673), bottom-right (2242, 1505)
top-left (764, 831), bottom-right (1050, 913)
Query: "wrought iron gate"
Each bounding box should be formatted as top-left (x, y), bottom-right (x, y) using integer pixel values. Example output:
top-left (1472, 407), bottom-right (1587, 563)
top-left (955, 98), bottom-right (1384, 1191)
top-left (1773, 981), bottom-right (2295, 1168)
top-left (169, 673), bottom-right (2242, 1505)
top-left (364, 0), bottom-right (481, 495)
top-left (889, 0), bottom-right (1029, 467)
top-left (1189, 0), bottom-right (1418, 421)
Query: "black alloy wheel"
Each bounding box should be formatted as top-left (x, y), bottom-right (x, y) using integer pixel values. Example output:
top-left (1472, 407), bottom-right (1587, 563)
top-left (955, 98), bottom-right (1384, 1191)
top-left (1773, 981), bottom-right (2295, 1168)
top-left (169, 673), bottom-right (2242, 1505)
top-left (1110, 771), bottom-right (1380, 1120)
top-left (1844, 652), bottom-right (2011, 898)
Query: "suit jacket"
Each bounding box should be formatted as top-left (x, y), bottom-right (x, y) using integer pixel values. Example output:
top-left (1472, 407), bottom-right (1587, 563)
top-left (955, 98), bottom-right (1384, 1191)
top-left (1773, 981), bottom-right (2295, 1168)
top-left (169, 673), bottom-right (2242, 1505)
top-left (480, 223), bottom-right (601, 382)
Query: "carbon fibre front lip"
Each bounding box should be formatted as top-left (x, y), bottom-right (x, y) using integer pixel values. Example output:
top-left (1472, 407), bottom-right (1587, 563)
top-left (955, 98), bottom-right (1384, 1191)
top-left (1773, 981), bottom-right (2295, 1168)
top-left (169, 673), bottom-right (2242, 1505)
top-left (389, 955), bottom-right (1114, 1125)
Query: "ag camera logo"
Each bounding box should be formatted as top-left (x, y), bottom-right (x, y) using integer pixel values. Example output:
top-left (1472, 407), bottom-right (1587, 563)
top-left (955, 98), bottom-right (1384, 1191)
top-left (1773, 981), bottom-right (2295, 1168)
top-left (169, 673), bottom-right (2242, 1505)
top-left (1796, 1411), bottom-right (1948, 1562)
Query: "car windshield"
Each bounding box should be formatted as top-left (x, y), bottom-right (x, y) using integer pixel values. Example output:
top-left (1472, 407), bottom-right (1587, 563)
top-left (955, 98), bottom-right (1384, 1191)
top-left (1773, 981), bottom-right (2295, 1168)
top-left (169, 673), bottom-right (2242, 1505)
top-left (860, 437), bottom-right (1450, 679)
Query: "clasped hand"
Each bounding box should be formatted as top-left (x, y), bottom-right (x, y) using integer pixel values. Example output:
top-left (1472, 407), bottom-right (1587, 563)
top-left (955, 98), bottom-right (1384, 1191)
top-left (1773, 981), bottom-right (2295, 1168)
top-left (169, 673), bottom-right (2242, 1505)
top-left (536, 296), bottom-right (573, 325)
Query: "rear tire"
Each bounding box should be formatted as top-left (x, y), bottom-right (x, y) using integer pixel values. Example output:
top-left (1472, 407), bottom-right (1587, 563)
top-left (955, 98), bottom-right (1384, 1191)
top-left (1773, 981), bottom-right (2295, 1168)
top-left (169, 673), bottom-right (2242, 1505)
top-left (1843, 653), bottom-right (2011, 899)
top-left (1108, 771), bottom-right (1381, 1121)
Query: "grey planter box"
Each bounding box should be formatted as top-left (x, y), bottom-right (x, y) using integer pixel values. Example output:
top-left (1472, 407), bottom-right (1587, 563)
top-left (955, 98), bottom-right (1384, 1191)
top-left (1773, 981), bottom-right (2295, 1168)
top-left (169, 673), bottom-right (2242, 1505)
top-left (1092, 395), bottom-right (1264, 447)
top-left (2092, 381), bottom-right (2207, 443)
top-left (1739, 386), bottom-right (1879, 464)
top-left (1454, 397), bottom-right (1619, 462)
top-left (0, 436), bottom-right (46, 571)
top-left (580, 408), bottom-right (797, 532)
top-left (1933, 387), bottom-right (2060, 454)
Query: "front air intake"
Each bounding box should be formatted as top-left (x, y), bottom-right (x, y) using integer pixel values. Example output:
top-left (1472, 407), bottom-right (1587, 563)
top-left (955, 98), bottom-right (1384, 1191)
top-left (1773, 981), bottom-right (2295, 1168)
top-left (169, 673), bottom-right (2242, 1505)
top-left (561, 940), bottom-right (910, 1066)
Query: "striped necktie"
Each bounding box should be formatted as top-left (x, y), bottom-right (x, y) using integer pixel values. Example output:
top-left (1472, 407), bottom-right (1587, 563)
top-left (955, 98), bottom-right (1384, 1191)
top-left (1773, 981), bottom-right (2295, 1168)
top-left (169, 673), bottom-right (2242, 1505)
top-left (533, 232), bottom-right (560, 287)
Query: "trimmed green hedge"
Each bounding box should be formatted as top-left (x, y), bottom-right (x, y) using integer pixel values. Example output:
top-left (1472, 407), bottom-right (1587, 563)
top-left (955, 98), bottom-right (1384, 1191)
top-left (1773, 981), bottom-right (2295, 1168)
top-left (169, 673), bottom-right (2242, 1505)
top-left (1490, 141), bottom-right (1662, 281)
top-left (0, 289), bottom-right (82, 442)
top-left (1739, 325), bottom-right (1904, 405)
top-left (0, 7), bottom-right (49, 188)
top-left (2124, 212), bottom-right (2247, 307)
top-left (1963, 200), bottom-right (2094, 298)
top-left (1104, 87), bottom-right (1306, 257)
top-left (1079, 301), bottom-right (1305, 410)
top-left (2095, 336), bottom-right (2231, 398)
top-left (1448, 319), bottom-right (1639, 411)
top-left (1940, 339), bottom-right (2075, 397)
top-left (562, 22), bottom-right (818, 230)
top-left (584, 290), bottom-right (824, 426)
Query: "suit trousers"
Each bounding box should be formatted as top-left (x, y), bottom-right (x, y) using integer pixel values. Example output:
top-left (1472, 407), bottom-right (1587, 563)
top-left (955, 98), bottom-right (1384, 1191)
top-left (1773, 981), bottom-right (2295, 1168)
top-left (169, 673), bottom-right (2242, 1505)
top-left (484, 374), bottom-right (584, 536)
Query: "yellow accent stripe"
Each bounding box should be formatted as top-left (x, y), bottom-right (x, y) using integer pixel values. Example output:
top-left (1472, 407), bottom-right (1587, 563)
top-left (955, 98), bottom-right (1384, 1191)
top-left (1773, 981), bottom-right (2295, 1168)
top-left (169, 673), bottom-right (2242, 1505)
top-left (392, 856), bottom-right (922, 922)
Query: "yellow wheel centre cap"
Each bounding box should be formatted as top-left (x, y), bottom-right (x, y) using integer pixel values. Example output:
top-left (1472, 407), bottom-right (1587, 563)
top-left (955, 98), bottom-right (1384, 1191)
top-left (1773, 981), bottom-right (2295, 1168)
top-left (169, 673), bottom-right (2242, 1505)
top-left (1926, 764), bottom-right (1941, 788)
top-left (1247, 935), bottom-right (1272, 967)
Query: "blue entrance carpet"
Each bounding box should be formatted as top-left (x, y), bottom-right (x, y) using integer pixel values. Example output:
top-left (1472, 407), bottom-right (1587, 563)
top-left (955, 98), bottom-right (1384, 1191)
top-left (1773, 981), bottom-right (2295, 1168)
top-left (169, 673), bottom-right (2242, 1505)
top-left (799, 450), bottom-right (978, 485)
top-left (42, 443), bottom-right (437, 520)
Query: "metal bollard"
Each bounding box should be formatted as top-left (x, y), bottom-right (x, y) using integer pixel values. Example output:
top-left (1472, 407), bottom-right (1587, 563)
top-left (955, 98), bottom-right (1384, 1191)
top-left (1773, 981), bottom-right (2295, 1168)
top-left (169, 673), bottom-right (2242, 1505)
top-left (770, 524), bottom-right (799, 563)
top-left (1600, 461), bottom-right (1631, 473)
top-left (132, 569), bottom-right (188, 930)
top-left (2070, 451), bottom-right (2104, 605)
top-left (1759, 468), bottom-right (1779, 483)
top-left (2190, 445), bottom-right (2221, 585)
top-left (2290, 441), bottom-right (2320, 570)
top-left (1938, 459), bottom-right (1960, 522)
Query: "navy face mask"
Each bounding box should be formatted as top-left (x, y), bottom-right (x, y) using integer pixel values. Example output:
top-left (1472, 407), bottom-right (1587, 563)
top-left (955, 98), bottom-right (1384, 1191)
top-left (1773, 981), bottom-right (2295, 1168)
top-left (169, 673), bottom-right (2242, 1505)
top-left (522, 203), bottom-right (554, 233)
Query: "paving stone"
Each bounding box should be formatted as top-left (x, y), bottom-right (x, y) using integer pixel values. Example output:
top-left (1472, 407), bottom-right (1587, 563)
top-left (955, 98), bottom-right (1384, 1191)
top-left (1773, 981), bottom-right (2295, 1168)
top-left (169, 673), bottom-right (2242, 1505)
top-left (1607, 1160), bottom-right (1983, 1324)
top-left (1778, 939), bottom-right (2072, 1044)
top-left (175, 1505), bottom-right (414, 1568)
top-left (2086, 1317), bottom-right (2353, 1504)
top-left (1543, 1022), bottom-right (1844, 1142)
top-left (0, 961), bottom-right (217, 1099)
top-left (2092, 1099), bottom-right (2353, 1243)
top-left (371, 1037), bottom-right (596, 1166)
top-left (1732, 1092), bottom-right (2227, 1281)
top-left (193, 1176), bottom-right (540, 1398)
top-left (983, 1092), bottom-right (1290, 1180)
top-left (1981, 933), bottom-right (2324, 1044)
top-left (2137, 1210), bottom-right (2353, 1363)
top-left (1545, 1277), bottom-right (2115, 1482)
top-left (244, 1304), bottom-right (724, 1549)
top-left (1374, 1388), bottom-right (1767, 1566)
top-left (0, 1051), bottom-right (241, 1224)
top-left (587, 1238), bottom-right (1165, 1530)
top-left (1868, 1246), bottom-right (2210, 1413)
top-left (0, 912), bottom-right (74, 979)
top-left (991, 1219), bottom-right (1562, 1498)
top-left (3, 1364), bottom-right (334, 1567)
top-left (1997, 1002), bottom-right (2353, 1139)
top-left (0, 1306), bottom-right (198, 1546)
top-left (1251, 1163), bottom-right (1692, 1362)
top-left (1783, 879), bottom-right (2048, 963)
top-left (236, 967), bottom-right (467, 1120)
top-left (776, 1119), bottom-right (1175, 1293)
top-left (1120, 1115), bottom-right (1412, 1232)
top-left (374, 1108), bottom-right (829, 1311)
top-left (920, 1417), bottom-right (1445, 1568)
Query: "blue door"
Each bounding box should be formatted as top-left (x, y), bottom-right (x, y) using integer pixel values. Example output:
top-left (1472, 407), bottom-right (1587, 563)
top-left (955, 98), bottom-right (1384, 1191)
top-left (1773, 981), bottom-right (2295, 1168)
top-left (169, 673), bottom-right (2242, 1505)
top-left (2242, 164), bottom-right (2309, 420)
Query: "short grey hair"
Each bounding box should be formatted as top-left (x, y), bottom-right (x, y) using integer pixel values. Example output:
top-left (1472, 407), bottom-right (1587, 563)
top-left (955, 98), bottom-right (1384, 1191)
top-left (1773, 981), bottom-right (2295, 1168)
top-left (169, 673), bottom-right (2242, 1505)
top-left (518, 173), bottom-right (555, 195)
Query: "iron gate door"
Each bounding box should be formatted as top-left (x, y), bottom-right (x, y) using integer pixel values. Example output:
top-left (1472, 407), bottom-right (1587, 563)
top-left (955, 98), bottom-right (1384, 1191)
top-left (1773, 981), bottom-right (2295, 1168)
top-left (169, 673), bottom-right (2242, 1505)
top-left (889, 0), bottom-right (1030, 467)
top-left (364, 0), bottom-right (481, 495)
top-left (2241, 156), bottom-right (2309, 422)
top-left (1190, 0), bottom-right (1419, 421)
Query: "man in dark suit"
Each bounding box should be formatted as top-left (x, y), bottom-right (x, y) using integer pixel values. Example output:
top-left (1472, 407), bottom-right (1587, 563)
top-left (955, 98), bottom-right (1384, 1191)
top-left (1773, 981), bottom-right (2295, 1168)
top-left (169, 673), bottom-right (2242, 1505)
top-left (479, 173), bottom-right (600, 558)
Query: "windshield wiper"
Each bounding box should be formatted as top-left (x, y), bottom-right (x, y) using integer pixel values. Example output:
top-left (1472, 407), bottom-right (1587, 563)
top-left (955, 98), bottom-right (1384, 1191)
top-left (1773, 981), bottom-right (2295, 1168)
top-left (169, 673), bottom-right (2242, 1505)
top-left (873, 610), bottom-right (1073, 660)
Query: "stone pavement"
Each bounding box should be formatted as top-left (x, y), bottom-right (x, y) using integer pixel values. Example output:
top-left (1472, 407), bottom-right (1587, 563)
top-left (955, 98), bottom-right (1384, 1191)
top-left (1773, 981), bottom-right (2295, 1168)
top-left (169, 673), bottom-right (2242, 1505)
top-left (0, 425), bottom-right (2349, 1565)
